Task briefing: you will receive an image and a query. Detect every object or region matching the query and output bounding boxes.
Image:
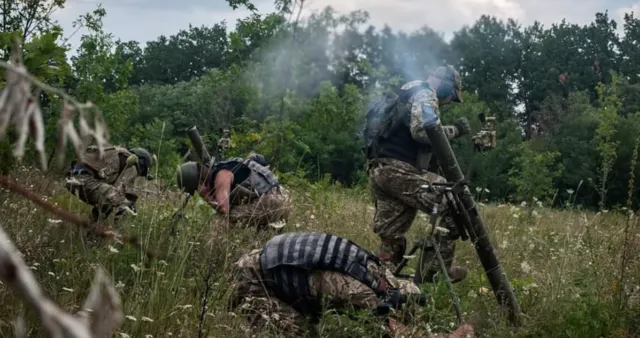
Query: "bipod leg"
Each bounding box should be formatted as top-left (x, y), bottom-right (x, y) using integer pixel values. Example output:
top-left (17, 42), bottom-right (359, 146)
top-left (413, 238), bottom-right (435, 284)
top-left (393, 240), bottom-right (423, 277)
top-left (433, 237), bottom-right (463, 325)
top-left (170, 194), bottom-right (191, 236)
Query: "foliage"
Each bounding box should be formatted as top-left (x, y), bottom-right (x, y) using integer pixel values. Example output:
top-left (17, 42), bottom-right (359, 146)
top-left (8, 0), bottom-right (640, 210)
top-left (594, 76), bottom-right (621, 209)
top-left (508, 141), bottom-right (564, 202)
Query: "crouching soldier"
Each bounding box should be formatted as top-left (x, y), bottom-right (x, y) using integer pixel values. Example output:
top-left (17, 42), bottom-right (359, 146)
top-left (229, 231), bottom-right (475, 337)
top-left (65, 145), bottom-right (153, 222)
top-left (176, 152), bottom-right (292, 229)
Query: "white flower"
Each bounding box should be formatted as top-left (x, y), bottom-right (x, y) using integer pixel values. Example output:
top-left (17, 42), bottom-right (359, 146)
top-left (119, 334), bottom-right (131, 338)
top-left (47, 219), bottom-right (62, 224)
top-left (130, 264), bottom-right (141, 273)
top-left (268, 220), bottom-right (286, 229)
top-left (125, 315), bottom-right (137, 321)
top-left (475, 187), bottom-right (482, 192)
top-left (142, 317), bottom-right (154, 322)
top-left (484, 188), bottom-right (490, 193)
top-left (62, 287), bottom-right (74, 293)
top-left (48, 272), bottom-right (55, 277)
top-left (512, 213), bottom-right (520, 219)
top-left (520, 261), bottom-right (532, 274)
top-left (567, 189), bottom-right (574, 195)
top-left (108, 245), bottom-right (119, 253)
top-left (520, 201), bottom-right (527, 207)
top-left (499, 240), bottom-right (508, 249)
top-left (532, 210), bottom-right (539, 218)
top-left (536, 201), bottom-right (543, 208)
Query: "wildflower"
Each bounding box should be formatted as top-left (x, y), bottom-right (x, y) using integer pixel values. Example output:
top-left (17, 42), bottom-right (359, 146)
top-left (520, 261), bottom-right (532, 274)
top-left (125, 315), bottom-right (137, 321)
top-left (108, 245), bottom-right (119, 253)
top-left (141, 317), bottom-right (154, 322)
top-left (536, 201), bottom-right (543, 208)
top-left (310, 214), bottom-right (315, 220)
top-left (47, 219), bottom-right (62, 224)
top-left (520, 201), bottom-right (527, 207)
top-left (268, 220), bottom-right (286, 229)
top-left (295, 223), bottom-right (301, 228)
top-left (567, 189), bottom-right (574, 195)
top-left (130, 264), bottom-right (141, 273)
top-left (484, 188), bottom-right (490, 193)
top-left (48, 272), bottom-right (55, 277)
top-left (159, 260), bottom-right (168, 266)
top-left (532, 210), bottom-right (539, 218)
top-left (512, 213), bottom-right (520, 219)
top-left (478, 287), bottom-right (489, 295)
top-left (62, 287), bottom-right (74, 293)
top-left (119, 334), bottom-right (131, 338)
top-left (499, 240), bottom-right (508, 249)
top-left (475, 187), bottom-right (482, 192)
top-left (145, 335), bottom-right (153, 338)
top-left (115, 281), bottom-right (125, 289)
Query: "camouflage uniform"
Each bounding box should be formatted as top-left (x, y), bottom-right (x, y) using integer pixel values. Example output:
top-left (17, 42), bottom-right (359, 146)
top-left (65, 146), bottom-right (139, 221)
top-left (217, 129), bottom-right (231, 158)
top-left (228, 185), bottom-right (292, 229)
top-left (368, 80), bottom-right (465, 276)
top-left (230, 240), bottom-right (421, 336)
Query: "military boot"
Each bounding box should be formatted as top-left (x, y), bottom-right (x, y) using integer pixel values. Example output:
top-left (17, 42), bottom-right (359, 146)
top-left (378, 237), bottom-right (407, 271)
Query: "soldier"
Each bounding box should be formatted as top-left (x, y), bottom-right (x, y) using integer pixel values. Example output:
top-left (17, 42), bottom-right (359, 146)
top-left (65, 145), bottom-right (153, 222)
top-left (217, 129), bottom-right (231, 158)
top-left (230, 231), bottom-right (475, 337)
top-left (176, 152), bottom-right (292, 229)
top-left (364, 65), bottom-right (471, 283)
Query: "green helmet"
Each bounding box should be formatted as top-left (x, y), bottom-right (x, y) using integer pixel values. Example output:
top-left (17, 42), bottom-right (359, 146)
top-left (129, 148), bottom-right (153, 176)
top-left (176, 161), bottom-right (201, 195)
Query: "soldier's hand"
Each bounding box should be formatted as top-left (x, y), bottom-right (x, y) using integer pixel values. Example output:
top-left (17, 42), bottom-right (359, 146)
top-left (126, 154), bottom-right (139, 167)
top-left (454, 117), bottom-right (471, 136)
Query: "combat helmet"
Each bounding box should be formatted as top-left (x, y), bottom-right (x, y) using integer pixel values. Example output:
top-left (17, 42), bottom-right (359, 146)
top-left (129, 147), bottom-right (153, 176)
top-left (176, 161), bottom-right (202, 195)
top-left (430, 65), bottom-right (463, 103)
top-left (247, 152), bottom-right (268, 167)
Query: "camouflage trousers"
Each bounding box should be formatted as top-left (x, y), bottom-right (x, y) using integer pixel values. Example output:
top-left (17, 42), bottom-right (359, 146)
top-left (368, 157), bottom-right (457, 276)
top-left (228, 186), bottom-right (293, 229)
top-left (229, 249), bottom-right (421, 336)
top-left (65, 173), bottom-right (135, 221)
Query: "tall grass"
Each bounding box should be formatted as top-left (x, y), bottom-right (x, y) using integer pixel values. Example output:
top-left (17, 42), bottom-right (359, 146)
top-left (0, 168), bottom-right (639, 337)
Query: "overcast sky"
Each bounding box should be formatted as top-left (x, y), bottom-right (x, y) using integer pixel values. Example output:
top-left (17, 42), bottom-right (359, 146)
top-left (52, 0), bottom-right (640, 53)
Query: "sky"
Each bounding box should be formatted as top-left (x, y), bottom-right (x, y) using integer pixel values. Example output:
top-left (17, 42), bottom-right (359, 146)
top-left (52, 0), bottom-right (640, 53)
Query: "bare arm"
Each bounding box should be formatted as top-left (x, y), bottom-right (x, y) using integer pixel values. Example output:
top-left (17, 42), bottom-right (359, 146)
top-left (199, 169), bottom-right (234, 213)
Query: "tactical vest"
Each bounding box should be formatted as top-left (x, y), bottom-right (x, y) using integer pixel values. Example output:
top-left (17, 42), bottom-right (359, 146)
top-left (259, 232), bottom-right (382, 313)
top-left (77, 146), bottom-right (131, 183)
top-left (212, 157), bottom-right (279, 198)
top-left (368, 82), bottom-right (432, 166)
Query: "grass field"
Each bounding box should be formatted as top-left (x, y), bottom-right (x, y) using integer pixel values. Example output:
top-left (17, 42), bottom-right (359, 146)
top-left (1, 168), bottom-right (639, 337)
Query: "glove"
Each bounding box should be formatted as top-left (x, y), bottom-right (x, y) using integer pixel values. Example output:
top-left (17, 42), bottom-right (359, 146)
top-left (454, 117), bottom-right (471, 136)
top-left (126, 154), bottom-right (139, 167)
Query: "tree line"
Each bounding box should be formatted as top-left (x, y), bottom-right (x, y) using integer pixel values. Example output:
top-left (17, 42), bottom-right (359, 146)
top-left (2, 0), bottom-right (640, 209)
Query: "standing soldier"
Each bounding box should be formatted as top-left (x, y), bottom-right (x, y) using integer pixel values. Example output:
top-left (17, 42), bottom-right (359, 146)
top-left (230, 231), bottom-right (475, 337)
top-left (217, 129), bottom-right (231, 159)
top-left (176, 152), bottom-right (292, 229)
top-left (364, 65), bottom-right (471, 283)
top-left (65, 145), bottom-right (153, 222)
